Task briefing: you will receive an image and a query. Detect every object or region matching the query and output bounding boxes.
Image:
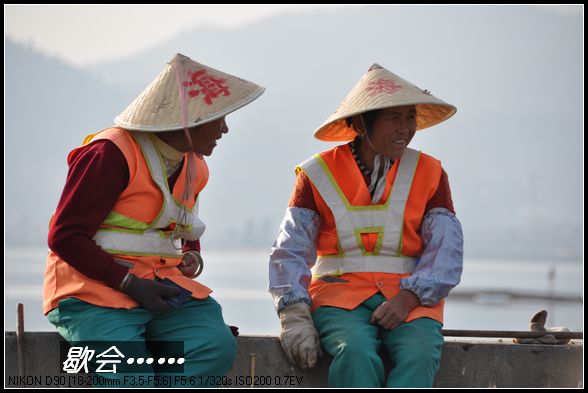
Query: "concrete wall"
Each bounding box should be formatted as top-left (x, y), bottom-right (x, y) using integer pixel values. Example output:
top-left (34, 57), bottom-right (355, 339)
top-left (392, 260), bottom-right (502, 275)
top-left (5, 332), bottom-right (583, 388)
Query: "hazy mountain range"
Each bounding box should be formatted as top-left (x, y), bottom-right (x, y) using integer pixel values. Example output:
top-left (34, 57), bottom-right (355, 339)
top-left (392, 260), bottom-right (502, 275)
top-left (5, 5), bottom-right (582, 260)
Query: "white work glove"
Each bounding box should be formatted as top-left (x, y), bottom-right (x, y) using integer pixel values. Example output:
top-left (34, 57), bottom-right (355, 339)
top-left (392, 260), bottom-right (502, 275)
top-left (279, 302), bottom-right (323, 369)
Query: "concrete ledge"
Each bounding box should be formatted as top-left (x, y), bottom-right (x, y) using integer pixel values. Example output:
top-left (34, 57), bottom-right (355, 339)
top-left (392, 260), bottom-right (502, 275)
top-left (5, 332), bottom-right (583, 388)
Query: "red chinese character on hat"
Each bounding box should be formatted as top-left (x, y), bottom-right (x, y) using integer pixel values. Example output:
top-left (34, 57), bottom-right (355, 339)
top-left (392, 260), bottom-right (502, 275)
top-left (366, 79), bottom-right (402, 96)
top-left (183, 69), bottom-right (231, 105)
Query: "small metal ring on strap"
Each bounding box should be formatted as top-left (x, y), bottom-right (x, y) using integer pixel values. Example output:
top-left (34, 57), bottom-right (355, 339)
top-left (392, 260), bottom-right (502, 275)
top-left (184, 250), bottom-right (204, 278)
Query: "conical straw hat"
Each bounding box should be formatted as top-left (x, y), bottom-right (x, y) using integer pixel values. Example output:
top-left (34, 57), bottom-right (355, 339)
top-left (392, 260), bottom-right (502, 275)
top-left (314, 64), bottom-right (456, 141)
top-left (115, 53), bottom-right (265, 132)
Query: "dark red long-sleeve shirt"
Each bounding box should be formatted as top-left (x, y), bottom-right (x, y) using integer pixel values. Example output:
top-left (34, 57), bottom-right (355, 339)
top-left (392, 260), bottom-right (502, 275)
top-left (48, 139), bottom-right (199, 289)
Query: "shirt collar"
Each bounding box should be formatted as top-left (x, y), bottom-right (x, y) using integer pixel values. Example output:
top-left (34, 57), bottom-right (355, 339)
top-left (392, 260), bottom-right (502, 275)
top-left (153, 135), bottom-right (184, 162)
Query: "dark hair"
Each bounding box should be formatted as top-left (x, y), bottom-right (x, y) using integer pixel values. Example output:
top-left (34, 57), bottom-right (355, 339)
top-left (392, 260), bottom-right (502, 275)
top-left (345, 109), bottom-right (382, 136)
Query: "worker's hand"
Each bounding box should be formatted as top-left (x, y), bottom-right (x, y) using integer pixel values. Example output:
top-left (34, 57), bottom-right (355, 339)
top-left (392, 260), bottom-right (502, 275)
top-left (279, 303), bottom-right (323, 369)
top-left (122, 274), bottom-right (181, 311)
top-left (371, 290), bottom-right (420, 330)
top-left (178, 251), bottom-right (203, 278)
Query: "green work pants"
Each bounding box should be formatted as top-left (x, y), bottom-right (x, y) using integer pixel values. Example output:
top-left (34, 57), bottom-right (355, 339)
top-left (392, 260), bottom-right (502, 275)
top-left (313, 293), bottom-right (444, 388)
top-left (48, 296), bottom-right (235, 388)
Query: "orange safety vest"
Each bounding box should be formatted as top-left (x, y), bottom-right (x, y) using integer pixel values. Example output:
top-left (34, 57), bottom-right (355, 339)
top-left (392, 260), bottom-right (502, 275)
top-left (43, 128), bottom-right (212, 314)
top-left (297, 144), bottom-right (445, 323)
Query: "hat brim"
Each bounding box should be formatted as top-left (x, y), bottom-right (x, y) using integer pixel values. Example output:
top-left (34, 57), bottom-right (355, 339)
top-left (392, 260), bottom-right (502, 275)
top-left (115, 86), bottom-right (265, 132)
top-left (314, 102), bottom-right (457, 142)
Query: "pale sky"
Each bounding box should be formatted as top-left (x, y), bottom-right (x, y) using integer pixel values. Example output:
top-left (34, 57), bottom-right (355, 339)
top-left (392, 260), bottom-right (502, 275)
top-left (4, 4), bottom-right (356, 67)
top-left (5, 5), bottom-right (580, 68)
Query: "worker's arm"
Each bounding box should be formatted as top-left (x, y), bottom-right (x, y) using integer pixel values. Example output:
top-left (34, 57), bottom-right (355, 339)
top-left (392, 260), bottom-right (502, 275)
top-left (48, 140), bottom-right (129, 288)
top-left (399, 168), bottom-right (463, 306)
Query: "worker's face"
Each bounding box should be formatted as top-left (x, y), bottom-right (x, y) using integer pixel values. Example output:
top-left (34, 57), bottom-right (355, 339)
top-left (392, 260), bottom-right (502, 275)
top-left (362, 106), bottom-right (417, 161)
top-left (189, 117), bottom-right (229, 156)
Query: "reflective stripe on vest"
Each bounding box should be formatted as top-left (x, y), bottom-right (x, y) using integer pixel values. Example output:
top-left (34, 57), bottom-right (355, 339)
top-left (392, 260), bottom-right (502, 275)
top-left (93, 230), bottom-right (183, 258)
top-left (299, 148), bottom-right (421, 275)
top-left (93, 132), bottom-right (205, 257)
top-left (312, 255), bottom-right (417, 276)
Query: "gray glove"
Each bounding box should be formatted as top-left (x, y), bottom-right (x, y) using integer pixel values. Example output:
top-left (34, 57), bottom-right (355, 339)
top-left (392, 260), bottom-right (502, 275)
top-left (279, 302), bottom-right (323, 369)
top-left (121, 274), bottom-right (181, 311)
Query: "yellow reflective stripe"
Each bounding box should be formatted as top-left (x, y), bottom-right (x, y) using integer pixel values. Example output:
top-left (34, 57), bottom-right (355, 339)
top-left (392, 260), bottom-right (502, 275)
top-left (315, 237), bottom-right (346, 258)
top-left (101, 248), bottom-right (182, 259)
top-left (163, 218), bottom-right (193, 234)
top-left (353, 226), bottom-right (385, 256)
top-left (102, 211), bottom-right (149, 231)
top-left (312, 269), bottom-right (345, 279)
top-left (97, 227), bottom-right (145, 235)
top-left (130, 133), bottom-right (165, 230)
top-left (82, 131), bottom-right (101, 144)
top-left (395, 150), bottom-right (420, 255)
top-left (397, 227), bottom-right (404, 256)
top-left (313, 155), bottom-right (390, 211)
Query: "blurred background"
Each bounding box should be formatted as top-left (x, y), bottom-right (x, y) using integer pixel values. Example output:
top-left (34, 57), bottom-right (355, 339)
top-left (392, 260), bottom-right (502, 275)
top-left (5, 5), bottom-right (583, 335)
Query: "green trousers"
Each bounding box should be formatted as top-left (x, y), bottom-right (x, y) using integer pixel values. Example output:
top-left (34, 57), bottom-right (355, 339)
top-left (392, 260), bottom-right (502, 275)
top-left (48, 297), bottom-right (235, 388)
top-left (313, 293), bottom-right (444, 388)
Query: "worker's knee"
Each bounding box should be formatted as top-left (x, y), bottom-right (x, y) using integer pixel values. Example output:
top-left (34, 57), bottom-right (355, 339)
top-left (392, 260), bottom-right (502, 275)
top-left (333, 333), bottom-right (379, 363)
top-left (209, 326), bottom-right (237, 367)
top-left (184, 325), bottom-right (236, 376)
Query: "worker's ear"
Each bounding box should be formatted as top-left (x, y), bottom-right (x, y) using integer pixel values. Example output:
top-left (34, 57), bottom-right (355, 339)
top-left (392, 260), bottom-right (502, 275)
top-left (350, 115), bottom-right (367, 136)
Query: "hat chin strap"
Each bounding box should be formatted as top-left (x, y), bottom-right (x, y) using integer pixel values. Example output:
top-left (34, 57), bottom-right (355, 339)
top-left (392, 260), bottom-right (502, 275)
top-left (170, 56), bottom-right (198, 249)
top-left (363, 131), bottom-right (379, 154)
top-left (183, 129), bottom-right (194, 151)
top-left (358, 114), bottom-right (381, 157)
top-left (362, 127), bottom-right (400, 162)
